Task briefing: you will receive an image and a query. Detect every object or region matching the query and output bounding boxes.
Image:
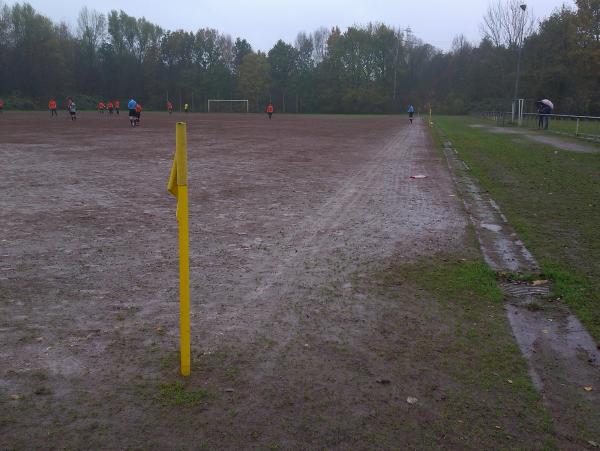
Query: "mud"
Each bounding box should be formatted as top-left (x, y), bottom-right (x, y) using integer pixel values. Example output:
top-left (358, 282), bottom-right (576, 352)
top-left (441, 142), bottom-right (538, 273)
top-left (478, 125), bottom-right (600, 153)
top-left (0, 112), bottom-right (468, 448)
top-left (442, 137), bottom-right (600, 448)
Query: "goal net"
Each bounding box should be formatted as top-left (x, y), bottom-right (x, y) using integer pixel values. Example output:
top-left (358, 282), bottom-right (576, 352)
top-left (207, 99), bottom-right (249, 113)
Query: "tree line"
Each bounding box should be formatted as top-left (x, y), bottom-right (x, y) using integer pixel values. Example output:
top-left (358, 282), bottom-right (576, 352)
top-left (0, 1), bottom-right (598, 114)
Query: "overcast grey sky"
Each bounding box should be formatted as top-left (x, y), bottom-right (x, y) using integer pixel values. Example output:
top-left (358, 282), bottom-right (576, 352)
top-left (8, 0), bottom-right (575, 51)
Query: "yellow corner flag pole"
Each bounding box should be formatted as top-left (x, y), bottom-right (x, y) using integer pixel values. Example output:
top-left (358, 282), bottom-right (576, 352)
top-left (167, 122), bottom-right (191, 376)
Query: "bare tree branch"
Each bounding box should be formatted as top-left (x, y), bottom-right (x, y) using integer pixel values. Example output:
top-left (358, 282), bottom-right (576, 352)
top-left (77, 6), bottom-right (106, 51)
top-left (480, 0), bottom-right (535, 47)
top-left (311, 27), bottom-right (329, 64)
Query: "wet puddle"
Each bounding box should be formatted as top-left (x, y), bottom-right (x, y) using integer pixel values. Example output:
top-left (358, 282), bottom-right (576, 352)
top-left (480, 223), bottom-right (502, 232)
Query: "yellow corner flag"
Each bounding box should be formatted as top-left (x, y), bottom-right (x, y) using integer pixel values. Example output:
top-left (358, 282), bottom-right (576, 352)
top-left (167, 122), bottom-right (191, 376)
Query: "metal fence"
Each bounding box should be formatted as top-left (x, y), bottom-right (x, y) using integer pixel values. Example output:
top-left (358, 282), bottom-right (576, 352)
top-left (481, 111), bottom-right (600, 142)
top-left (482, 111), bottom-right (512, 126)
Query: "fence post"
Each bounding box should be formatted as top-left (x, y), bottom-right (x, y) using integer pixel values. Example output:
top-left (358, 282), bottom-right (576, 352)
top-left (576, 118), bottom-right (580, 137)
top-left (518, 99), bottom-right (524, 126)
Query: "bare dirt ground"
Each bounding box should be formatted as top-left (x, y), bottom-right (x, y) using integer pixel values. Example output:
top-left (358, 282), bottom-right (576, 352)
top-left (0, 112), bottom-right (553, 449)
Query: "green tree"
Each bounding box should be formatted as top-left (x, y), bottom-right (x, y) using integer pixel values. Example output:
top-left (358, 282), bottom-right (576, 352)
top-left (238, 52), bottom-right (270, 112)
top-left (233, 37), bottom-right (253, 74)
top-left (267, 40), bottom-right (298, 112)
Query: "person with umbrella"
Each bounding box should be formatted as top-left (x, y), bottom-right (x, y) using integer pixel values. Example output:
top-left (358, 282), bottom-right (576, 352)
top-left (535, 100), bottom-right (544, 130)
top-left (536, 99), bottom-right (553, 130)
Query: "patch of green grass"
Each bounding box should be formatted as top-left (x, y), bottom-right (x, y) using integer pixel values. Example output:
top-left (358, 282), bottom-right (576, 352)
top-left (498, 271), bottom-right (543, 283)
top-left (158, 381), bottom-right (211, 407)
top-left (435, 116), bottom-right (600, 341)
top-left (541, 259), bottom-right (597, 324)
top-left (159, 351), bottom-right (179, 370)
top-left (412, 259), bottom-right (503, 305)
top-left (224, 366), bottom-right (239, 381)
top-left (256, 334), bottom-right (277, 349)
top-left (520, 116), bottom-right (600, 138)
top-left (371, 257), bottom-right (556, 449)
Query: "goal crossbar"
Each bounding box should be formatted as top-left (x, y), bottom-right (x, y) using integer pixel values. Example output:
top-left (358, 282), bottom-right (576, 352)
top-left (207, 99), bottom-right (249, 113)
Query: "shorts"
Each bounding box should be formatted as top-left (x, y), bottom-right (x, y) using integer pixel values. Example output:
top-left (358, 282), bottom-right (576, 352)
top-left (129, 109), bottom-right (136, 118)
top-left (409, 112), bottom-right (414, 118)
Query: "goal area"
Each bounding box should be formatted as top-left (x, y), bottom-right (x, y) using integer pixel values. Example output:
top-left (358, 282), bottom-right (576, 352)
top-left (207, 99), bottom-right (249, 113)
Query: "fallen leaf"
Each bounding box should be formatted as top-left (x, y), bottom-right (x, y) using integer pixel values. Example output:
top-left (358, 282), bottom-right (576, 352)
top-left (376, 379), bottom-right (391, 385)
top-left (9, 394), bottom-right (22, 400)
top-left (584, 386), bottom-right (593, 392)
top-left (406, 397), bottom-right (418, 404)
top-left (588, 440), bottom-right (598, 448)
top-left (532, 280), bottom-right (549, 286)
top-left (409, 175), bottom-right (428, 179)
top-left (507, 379), bottom-right (513, 384)
top-left (542, 329), bottom-right (549, 334)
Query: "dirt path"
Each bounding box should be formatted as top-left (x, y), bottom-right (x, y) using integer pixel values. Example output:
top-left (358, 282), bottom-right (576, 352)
top-left (196, 119), bottom-right (465, 349)
top-left (471, 124), bottom-right (600, 153)
top-left (1, 113), bottom-right (470, 448)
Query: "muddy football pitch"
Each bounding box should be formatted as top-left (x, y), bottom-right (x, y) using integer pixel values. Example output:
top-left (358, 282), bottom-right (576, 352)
top-left (1, 112), bottom-right (569, 449)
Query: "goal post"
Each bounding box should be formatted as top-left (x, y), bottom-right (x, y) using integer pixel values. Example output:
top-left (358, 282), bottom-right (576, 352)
top-left (207, 99), bottom-right (249, 113)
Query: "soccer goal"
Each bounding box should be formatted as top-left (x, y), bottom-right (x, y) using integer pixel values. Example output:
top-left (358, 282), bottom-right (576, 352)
top-left (207, 99), bottom-right (249, 113)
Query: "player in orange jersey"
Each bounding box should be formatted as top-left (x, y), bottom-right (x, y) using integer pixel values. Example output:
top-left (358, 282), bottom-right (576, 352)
top-left (266, 102), bottom-right (274, 120)
top-left (48, 99), bottom-right (58, 116)
top-left (135, 103), bottom-right (142, 126)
